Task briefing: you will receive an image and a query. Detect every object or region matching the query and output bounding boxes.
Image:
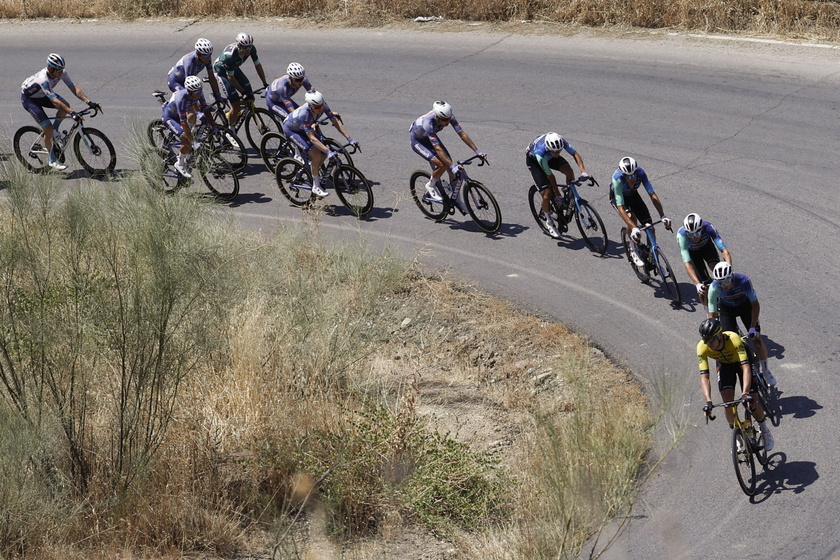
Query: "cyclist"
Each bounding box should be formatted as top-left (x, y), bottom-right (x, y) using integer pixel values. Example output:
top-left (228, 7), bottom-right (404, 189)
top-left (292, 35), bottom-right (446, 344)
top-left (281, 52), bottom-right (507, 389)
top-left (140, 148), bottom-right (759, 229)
top-left (409, 100), bottom-right (487, 206)
top-left (265, 62), bottom-right (315, 121)
top-left (212, 32), bottom-right (269, 127)
top-left (167, 38), bottom-right (223, 101)
top-left (525, 131), bottom-right (589, 238)
top-left (707, 262), bottom-right (776, 387)
top-left (282, 90), bottom-right (358, 198)
top-left (676, 212), bottom-right (732, 304)
top-left (611, 156), bottom-right (672, 267)
top-left (698, 317), bottom-right (774, 451)
top-left (161, 76), bottom-right (217, 179)
top-left (20, 53), bottom-right (100, 171)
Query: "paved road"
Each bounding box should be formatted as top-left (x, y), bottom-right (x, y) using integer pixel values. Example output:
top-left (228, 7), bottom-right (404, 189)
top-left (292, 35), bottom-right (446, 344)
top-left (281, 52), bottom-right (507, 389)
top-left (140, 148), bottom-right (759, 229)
top-left (1, 20), bottom-right (839, 559)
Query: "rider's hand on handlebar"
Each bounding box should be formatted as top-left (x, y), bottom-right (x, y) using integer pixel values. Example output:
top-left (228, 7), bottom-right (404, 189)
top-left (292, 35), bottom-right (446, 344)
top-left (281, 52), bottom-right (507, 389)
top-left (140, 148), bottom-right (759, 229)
top-left (630, 227), bottom-right (641, 243)
top-left (325, 150), bottom-right (338, 161)
top-left (346, 137), bottom-right (359, 147)
top-left (87, 101), bottom-right (101, 111)
top-left (703, 401), bottom-right (714, 415)
top-left (449, 163), bottom-right (460, 174)
top-left (70, 111), bottom-right (82, 122)
top-left (748, 327), bottom-right (759, 338)
top-left (741, 393), bottom-right (753, 405)
top-left (474, 150), bottom-right (487, 160)
top-left (661, 216), bottom-right (672, 230)
top-left (696, 283), bottom-right (706, 296)
top-left (579, 172), bottom-right (590, 179)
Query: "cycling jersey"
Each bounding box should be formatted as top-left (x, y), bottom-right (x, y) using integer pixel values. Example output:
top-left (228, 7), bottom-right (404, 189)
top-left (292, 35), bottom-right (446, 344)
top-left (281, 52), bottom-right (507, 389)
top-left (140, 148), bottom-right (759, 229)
top-left (162, 89), bottom-right (208, 124)
top-left (611, 167), bottom-right (654, 207)
top-left (21, 68), bottom-right (75, 101)
top-left (526, 133), bottom-right (577, 177)
top-left (167, 51), bottom-right (213, 92)
top-left (213, 43), bottom-right (261, 75)
top-left (266, 74), bottom-right (313, 117)
top-left (708, 273), bottom-right (757, 313)
top-left (676, 222), bottom-right (727, 263)
top-left (697, 331), bottom-right (749, 374)
top-left (409, 111), bottom-right (463, 146)
top-left (282, 103), bottom-right (337, 154)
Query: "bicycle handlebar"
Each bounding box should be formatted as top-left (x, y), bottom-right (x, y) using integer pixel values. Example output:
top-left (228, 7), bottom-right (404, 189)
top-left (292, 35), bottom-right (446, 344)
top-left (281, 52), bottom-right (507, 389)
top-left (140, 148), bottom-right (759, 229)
top-left (456, 154), bottom-right (488, 167)
top-left (565, 176), bottom-right (599, 188)
top-left (705, 397), bottom-right (750, 422)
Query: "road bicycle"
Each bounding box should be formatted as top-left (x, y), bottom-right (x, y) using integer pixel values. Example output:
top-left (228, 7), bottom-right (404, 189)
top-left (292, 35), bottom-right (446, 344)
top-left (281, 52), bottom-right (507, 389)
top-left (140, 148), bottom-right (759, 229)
top-left (527, 176), bottom-right (608, 254)
top-left (139, 122), bottom-right (239, 202)
top-left (706, 397), bottom-right (770, 496)
top-left (409, 155), bottom-right (502, 234)
top-left (273, 140), bottom-right (373, 217)
top-left (259, 115), bottom-right (354, 175)
top-left (620, 219), bottom-right (682, 305)
top-left (13, 106), bottom-right (116, 177)
top-left (147, 91), bottom-right (248, 172)
top-left (207, 86), bottom-right (282, 151)
top-left (740, 333), bottom-right (779, 427)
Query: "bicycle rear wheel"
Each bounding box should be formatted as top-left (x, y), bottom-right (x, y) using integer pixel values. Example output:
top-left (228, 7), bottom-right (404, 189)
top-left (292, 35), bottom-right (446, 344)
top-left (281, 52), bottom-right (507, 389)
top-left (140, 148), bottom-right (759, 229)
top-left (527, 184), bottom-right (555, 237)
top-left (275, 158), bottom-right (314, 206)
top-left (574, 200), bottom-right (608, 254)
top-left (732, 426), bottom-right (757, 496)
top-left (140, 148), bottom-right (186, 195)
top-left (653, 246), bottom-right (682, 304)
top-left (197, 152), bottom-right (239, 202)
top-left (259, 131), bottom-right (294, 174)
top-left (13, 126), bottom-right (51, 172)
top-left (244, 107), bottom-right (282, 151)
top-left (409, 170), bottom-right (447, 221)
top-left (754, 428), bottom-right (770, 467)
top-left (332, 164), bottom-right (373, 217)
top-left (74, 127), bottom-right (116, 177)
top-left (464, 181), bottom-right (501, 233)
top-left (621, 227), bottom-right (650, 282)
top-left (210, 127), bottom-right (247, 172)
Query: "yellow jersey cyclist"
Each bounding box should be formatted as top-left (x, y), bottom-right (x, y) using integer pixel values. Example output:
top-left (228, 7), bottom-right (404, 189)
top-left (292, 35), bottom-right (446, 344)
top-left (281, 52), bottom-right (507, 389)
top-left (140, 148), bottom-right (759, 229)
top-left (20, 53), bottom-right (101, 171)
top-left (676, 213), bottom-right (733, 304)
top-left (525, 132), bottom-right (589, 239)
top-left (707, 262), bottom-right (776, 387)
top-left (698, 318), bottom-right (775, 451)
top-left (213, 32), bottom-right (269, 127)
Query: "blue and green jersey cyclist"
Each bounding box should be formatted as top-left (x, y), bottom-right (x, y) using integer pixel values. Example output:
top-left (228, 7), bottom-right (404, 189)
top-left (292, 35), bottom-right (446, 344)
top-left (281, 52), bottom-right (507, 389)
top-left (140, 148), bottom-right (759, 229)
top-left (676, 212), bottom-right (732, 303)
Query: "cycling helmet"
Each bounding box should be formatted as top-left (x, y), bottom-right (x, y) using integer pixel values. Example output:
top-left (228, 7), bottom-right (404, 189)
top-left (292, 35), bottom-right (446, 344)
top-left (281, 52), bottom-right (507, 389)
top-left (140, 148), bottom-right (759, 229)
top-left (684, 213), bottom-right (703, 235)
top-left (712, 261), bottom-right (732, 283)
top-left (544, 132), bottom-right (564, 152)
top-left (195, 38), bottom-right (213, 56)
top-left (287, 62), bottom-right (305, 80)
top-left (432, 100), bottom-right (453, 120)
top-left (185, 75), bottom-right (203, 92)
top-left (46, 53), bottom-right (66, 70)
top-left (236, 32), bottom-right (254, 47)
top-left (699, 317), bottom-right (723, 342)
top-left (305, 90), bottom-right (325, 108)
top-left (619, 156), bottom-right (637, 176)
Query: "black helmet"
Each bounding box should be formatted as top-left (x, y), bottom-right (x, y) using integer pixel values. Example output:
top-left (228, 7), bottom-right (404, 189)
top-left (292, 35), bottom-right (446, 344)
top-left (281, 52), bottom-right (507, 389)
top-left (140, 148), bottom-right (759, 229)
top-left (699, 318), bottom-right (722, 342)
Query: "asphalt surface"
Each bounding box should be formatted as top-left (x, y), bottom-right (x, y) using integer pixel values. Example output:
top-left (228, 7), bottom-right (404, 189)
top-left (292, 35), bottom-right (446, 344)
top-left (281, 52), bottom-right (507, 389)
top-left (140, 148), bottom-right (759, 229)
top-left (1, 19), bottom-right (839, 559)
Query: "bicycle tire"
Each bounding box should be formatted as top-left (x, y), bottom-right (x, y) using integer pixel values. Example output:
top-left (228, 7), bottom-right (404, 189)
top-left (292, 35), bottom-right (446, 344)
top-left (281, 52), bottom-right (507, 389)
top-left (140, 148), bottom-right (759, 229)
top-left (323, 137), bottom-right (354, 168)
top-left (409, 170), bottom-right (447, 221)
top-left (13, 126), bottom-right (52, 172)
top-left (139, 148), bottom-right (186, 195)
top-left (732, 425), bottom-right (757, 496)
top-left (654, 246), bottom-right (682, 304)
top-left (621, 227), bottom-right (650, 282)
top-left (464, 181), bottom-right (501, 233)
top-left (275, 158), bottom-right (314, 206)
top-left (574, 200), bottom-right (608, 254)
top-left (207, 126), bottom-right (247, 172)
top-left (259, 131), bottom-right (294, 174)
top-left (332, 164), bottom-right (373, 217)
top-left (244, 107), bottom-right (282, 151)
top-left (755, 379), bottom-right (779, 427)
top-left (146, 119), bottom-right (169, 153)
top-left (753, 425), bottom-right (770, 467)
top-left (197, 152), bottom-right (239, 202)
top-left (73, 127), bottom-right (116, 177)
top-left (527, 184), bottom-right (555, 236)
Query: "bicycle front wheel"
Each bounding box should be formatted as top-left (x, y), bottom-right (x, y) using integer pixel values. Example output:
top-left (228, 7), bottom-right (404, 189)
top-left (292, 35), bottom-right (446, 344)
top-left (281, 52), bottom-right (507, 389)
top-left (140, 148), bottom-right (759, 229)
top-left (13, 126), bottom-right (51, 172)
top-left (197, 153), bottom-right (239, 202)
top-left (332, 164), bottom-right (373, 217)
top-left (464, 181), bottom-right (501, 233)
top-left (409, 170), bottom-right (447, 221)
top-left (275, 158), bottom-right (314, 206)
top-left (621, 227), bottom-right (650, 282)
top-left (259, 131), bottom-right (294, 174)
top-left (140, 148), bottom-right (186, 195)
top-left (147, 119), bottom-right (169, 153)
top-left (732, 426), bottom-right (757, 496)
top-left (575, 200), bottom-right (608, 254)
top-left (74, 127), bottom-right (116, 177)
top-left (653, 246), bottom-right (682, 304)
top-left (244, 108), bottom-right (282, 151)
top-left (211, 127), bottom-right (248, 172)
top-left (323, 137), bottom-right (354, 167)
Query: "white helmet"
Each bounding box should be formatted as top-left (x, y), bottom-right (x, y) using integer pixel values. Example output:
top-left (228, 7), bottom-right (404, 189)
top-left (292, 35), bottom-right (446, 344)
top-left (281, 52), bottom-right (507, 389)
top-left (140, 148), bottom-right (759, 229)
top-left (305, 90), bottom-right (325, 108)
top-left (544, 132), bottom-right (564, 152)
top-left (236, 32), bottom-right (253, 47)
top-left (287, 62), bottom-right (305, 79)
top-left (712, 261), bottom-right (732, 283)
top-left (619, 156), bottom-right (637, 176)
top-left (184, 75), bottom-right (203, 92)
top-left (47, 53), bottom-right (65, 70)
top-left (195, 38), bottom-right (213, 56)
top-left (432, 100), bottom-right (452, 119)
top-left (683, 213), bottom-right (703, 235)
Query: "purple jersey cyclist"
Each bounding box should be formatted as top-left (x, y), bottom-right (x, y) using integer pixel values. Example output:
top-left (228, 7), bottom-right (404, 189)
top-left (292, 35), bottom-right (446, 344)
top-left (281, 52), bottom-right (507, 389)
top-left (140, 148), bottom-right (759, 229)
top-left (677, 212), bottom-right (733, 303)
top-left (409, 100), bottom-right (486, 204)
top-left (265, 62), bottom-right (314, 121)
top-left (161, 76), bottom-right (216, 179)
top-left (20, 53), bottom-right (99, 171)
top-left (167, 38), bottom-right (223, 101)
top-left (282, 90), bottom-right (358, 198)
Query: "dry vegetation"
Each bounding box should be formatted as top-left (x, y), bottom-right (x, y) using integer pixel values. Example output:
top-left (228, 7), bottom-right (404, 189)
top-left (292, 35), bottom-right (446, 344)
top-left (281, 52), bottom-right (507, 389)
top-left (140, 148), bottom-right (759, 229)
top-left (0, 135), bottom-right (656, 559)
top-left (2, 0), bottom-right (840, 40)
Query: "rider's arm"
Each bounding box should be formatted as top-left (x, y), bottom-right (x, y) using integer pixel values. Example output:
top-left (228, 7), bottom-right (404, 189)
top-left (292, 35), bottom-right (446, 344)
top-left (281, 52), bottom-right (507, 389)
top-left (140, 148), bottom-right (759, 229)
top-left (329, 115), bottom-right (351, 140)
top-left (69, 84), bottom-right (92, 105)
top-left (571, 151), bottom-right (587, 176)
top-left (306, 128), bottom-right (330, 154)
top-left (721, 247), bottom-right (733, 264)
top-left (697, 343), bottom-right (714, 403)
top-left (207, 68), bottom-right (222, 99)
top-left (740, 361), bottom-right (753, 395)
top-left (255, 62), bottom-right (268, 89)
top-left (616, 204), bottom-right (636, 232)
top-left (456, 129), bottom-right (479, 153)
top-left (649, 192), bottom-right (667, 221)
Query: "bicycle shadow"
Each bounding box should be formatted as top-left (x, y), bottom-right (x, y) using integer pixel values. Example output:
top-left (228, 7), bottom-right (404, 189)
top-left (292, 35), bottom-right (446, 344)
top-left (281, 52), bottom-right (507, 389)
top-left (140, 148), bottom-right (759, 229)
top-left (229, 191), bottom-right (274, 208)
top-left (545, 231), bottom-right (609, 253)
top-left (775, 392), bottom-right (821, 421)
top-left (326, 204), bottom-right (394, 222)
top-left (443, 217), bottom-right (524, 238)
top-left (750, 452), bottom-right (818, 502)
